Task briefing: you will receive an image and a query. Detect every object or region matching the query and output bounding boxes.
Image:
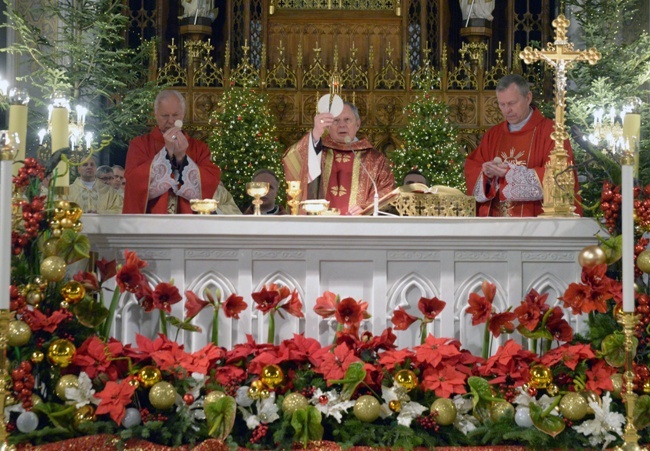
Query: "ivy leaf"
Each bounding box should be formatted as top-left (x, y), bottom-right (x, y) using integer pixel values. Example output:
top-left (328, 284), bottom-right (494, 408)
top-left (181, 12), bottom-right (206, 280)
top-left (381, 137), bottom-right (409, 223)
top-left (291, 406), bottom-right (324, 447)
top-left (329, 362), bottom-right (366, 400)
top-left (166, 315), bottom-right (202, 332)
top-left (56, 229), bottom-right (90, 263)
top-left (600, 332), bottom-right (635, 368)
top-left (529, 402), bottom-right (565, 437)
top-left (204, 395), bottom-right (236, 439)
top-left (634, 395), bottom-right (650, 430)
top-left (71, 298), bottom-right (109, 328)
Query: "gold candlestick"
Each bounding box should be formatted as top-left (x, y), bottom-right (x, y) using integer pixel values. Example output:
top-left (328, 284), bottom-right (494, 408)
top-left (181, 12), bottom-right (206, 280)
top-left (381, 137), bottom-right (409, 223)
top-left (0, 310), bottom-right (14, 448)
top-left (615, 311), bottom-right (642, 451)
top-left (287, 181), bottom-right (302, 216)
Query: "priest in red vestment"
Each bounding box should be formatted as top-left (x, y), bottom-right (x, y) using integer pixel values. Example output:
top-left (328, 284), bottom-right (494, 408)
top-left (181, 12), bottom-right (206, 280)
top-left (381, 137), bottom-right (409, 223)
top-left (464, 74), bottom-right (581, 217)
top-left (123, 90), bottom-right (220, 214)
top-left (283, 102), bottom-right (395, 215)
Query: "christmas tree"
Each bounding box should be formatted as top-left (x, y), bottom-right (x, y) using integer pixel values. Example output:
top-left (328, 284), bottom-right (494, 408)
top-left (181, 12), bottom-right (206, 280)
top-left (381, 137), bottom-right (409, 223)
top-left (207, 87), bottom-right (284, 210)
top-left (391, 94), bottom-right (466, 191)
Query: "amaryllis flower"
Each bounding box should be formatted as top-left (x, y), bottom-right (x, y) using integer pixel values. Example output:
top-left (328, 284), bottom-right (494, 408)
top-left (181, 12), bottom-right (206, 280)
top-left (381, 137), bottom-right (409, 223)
top-left (335, 298), bottom-right (365, 325)
top-left (418, 296), bottom-right (446, 320)
top-left (185, 290), bottom-right (210, 318)
top-left (152, 282), bottom-right (182, 313)
top-left (545, 306), bottom-right (573, 342)
top-left (391, 307), bottom-right (418, 330)
top-left (279, 291), bottom-right (304, 318)
top-left (514, 300), bottom-right (542, 332)
top-left (115, 263), bottom-right (144, 293)
top-left (252, 284), bottom-right (289, 313)
top-left (135, 279), bottom-right (154, 311)
top-left (73, 271), bottom-right (100, 292)
top-left (466, 281), bottom-right (495, 325)
top-left (96, 258), bottom-right (117, 283)
top-left (314, 291), bottom-right (338, 318)
top-left (488, 311), bottom-right (517, 338)
top-left (94, 376), bottom-right (138, 425)
top-left (223, 293), bottom-right (248, 319)
top-left (560, 282), bottom-right (591, 315)
top-left (124, 250), bottom-right (147, 269)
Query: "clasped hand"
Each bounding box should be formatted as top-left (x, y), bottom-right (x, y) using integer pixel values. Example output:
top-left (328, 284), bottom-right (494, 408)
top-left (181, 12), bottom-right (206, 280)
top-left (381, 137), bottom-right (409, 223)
top-left (482, 161), bottom-right (509, 179)
top-left (163, 126), bottom-right (189, 163)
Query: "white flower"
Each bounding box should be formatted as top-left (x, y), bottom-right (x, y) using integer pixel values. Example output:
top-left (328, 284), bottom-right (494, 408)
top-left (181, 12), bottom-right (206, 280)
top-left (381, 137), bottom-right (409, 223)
top-left (379, 385), bottom-right (427, 427)
top-left (239, 393), bottom-right (280, 430)
top-left (176, 373), bottom-right (207, 422)
top-left (65, 372), bottom-right (99, 409)
top-left (513, 387), bottom-right (559, 413)
top-left (572, 392), bottom-right (625, 449)
top-left (452, 395), bottom-right (479, 434)
top-left (309, 388), bottom-right (354, 423)
top-left (236, 386), bottom-right (254, 407)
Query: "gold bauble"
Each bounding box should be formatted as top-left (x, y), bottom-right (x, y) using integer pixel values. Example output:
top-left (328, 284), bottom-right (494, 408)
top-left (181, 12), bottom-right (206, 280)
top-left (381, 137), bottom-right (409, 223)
top-left (52, 209), bottom-right (65, 221)
top-left (546, 383), bottom-right (560, 396)
top-left (60, 301), bottom-right (69, 309)
top-left (25, 290), bottom-right (44, 306)
top-left (581, 390), bottom-right (601, 415)
top-left (637, 250), bottom-right (650, 274)
top-left (261, 364), bottom-right (284, 389)
top-left (559, 392), bottom-right (588, 421)
top-left (259, 388), bottom-right (270, 399)
top-left (31, 393), bottom-right (43, 407)
top-left (137, 366), bottom-right (162, 389)
top-left (248, 379), bottom-right (266, 400)
top-left (61, 281), bottom-right (86, 304)
top-left (59, 217), bottom-right (74, 229)
top-left (611, 374), bottom-right (623, 399)
top-left (282, 392), bottom-right (309, 414)
top-left (43, 238), bottom-right (60, 258)
top-left (66, 203), bottom-right (83, 222)
top-left (430, 397), bottom-right (457, 426)
top-left (529, 364), bottom-right (553, 389)
top-left (73, 221), bottom-right (83, 233)
top-left (8, 320), bottom-right (32, 347)
top-left (40, 256), bottom-right (67, 282)
top-left (578, 245), bottom-right (607, 268)
top-left (388, 399), bottom-right (402, 412)
top-left (55, 374), bottom-right (79, 400)
top-left (33, 277), bottom-right (47, 290)
top-left (52, 228), bottom-right (62, 238)
top-left (47, 338), bottom-right (76, 368)
top-left (394, 369), bottom-right (418, 392)
top-left (353, 395), bottom-right (381, 423)
top-left (55, 200), bottom-right (70, 212)
top-left (73, 405), bottom-right (96, 428)
top-left (149, 381), bottom-right (177, 410)
top-left (31, 350), bottom-right (44, 364)
top-left (490, 401), bottom-right (515, 422)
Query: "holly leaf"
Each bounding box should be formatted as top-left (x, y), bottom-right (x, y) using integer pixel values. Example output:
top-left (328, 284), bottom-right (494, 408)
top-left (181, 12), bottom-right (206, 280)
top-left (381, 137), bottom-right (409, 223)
top-left (56, 229), bottom-right (90, 263)
top-left (634, 395), bottom-right (650, 430)
top-left (71, 298), bottom-right (109, 328)
top-left (600, 332), bottom-right (635, 368)
top-left (529, 402), bottom-right (565, 437)
top-left (166, 315), bottom-right (202, 332)
top-left (204, 395), bottom-right (237, 439)
top-left (291, 405), bottom-right (324, 447)
top-left (329, 362), bottom-right (366, 400)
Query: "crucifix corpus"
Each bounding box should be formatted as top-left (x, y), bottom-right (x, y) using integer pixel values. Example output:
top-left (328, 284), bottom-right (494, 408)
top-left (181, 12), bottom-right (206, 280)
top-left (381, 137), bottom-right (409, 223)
top-left (520, 14), bottom-right (601, 217)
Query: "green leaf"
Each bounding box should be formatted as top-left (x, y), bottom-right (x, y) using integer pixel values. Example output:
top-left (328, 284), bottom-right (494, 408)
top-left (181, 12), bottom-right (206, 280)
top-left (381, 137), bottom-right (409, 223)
top-left (166, 315), bottom-right (202, 333)
top-left (597, 235), bottom-right (622, 265)
top-left (600, 332), bottom-right (636, 368)
top-left (517, 325), bottom-right (553, 341)
top-left (71, 298), bottom-right (109, 328)
top-left (329, 362), bottom-right (366, 400)
top-left (529, 402), bottom-right (565, 437)
top-left (634, 395), bottom-right (650, 430)
top-left (291, 405), bottom-right (324, 447)
top-left (33, 402), bottom-right (76, 430)
top-left (467, 376), bottom-right (506, 408)
top-left (205, 395), bottom-right (237, 440)
top-left (56, 229), bottom-right (91, 263)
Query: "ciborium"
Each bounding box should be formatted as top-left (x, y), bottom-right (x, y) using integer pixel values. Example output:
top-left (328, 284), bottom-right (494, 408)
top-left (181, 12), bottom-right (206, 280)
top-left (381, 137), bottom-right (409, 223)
top-left (300, 199), bottom-right (329, 215)
top-left (190, 198), bottom-right (218, 215)
top-left (286, 180), bottom-right (301, 216)
top-left (246, 182), bottom-right (270, 216)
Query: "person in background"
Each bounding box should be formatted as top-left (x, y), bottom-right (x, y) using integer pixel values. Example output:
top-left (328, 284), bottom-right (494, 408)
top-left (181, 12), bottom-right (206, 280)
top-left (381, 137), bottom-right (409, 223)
top-left (213, 182), bottom-right (242, 215)
top-left (112, 165), bottom-right (126, 194)
top-left (96, 165), bottom-right (115, 187)
top-left (69, 157), bottom-right (123, 214)
top-left (243, 168), bottom-right (287, 215)
top-left (402, 169), bottom-right (428, 186)
top-left (122, 89), bottom-right (220, 214)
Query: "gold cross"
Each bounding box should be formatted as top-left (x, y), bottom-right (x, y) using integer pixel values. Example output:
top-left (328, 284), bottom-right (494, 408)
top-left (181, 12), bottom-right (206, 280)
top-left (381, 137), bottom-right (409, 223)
top-left (519, 14), bottom-right (601, 217)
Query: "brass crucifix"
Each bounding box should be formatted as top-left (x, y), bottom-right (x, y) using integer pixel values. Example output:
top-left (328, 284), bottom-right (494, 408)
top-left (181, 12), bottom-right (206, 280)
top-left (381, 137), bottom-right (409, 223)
top-left (520, 14), bottom-right (601, 217)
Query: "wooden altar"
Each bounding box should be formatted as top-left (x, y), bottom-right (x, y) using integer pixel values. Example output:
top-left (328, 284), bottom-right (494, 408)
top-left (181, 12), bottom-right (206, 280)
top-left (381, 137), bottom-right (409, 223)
top-left (82, 215), bottom-right (602, 356)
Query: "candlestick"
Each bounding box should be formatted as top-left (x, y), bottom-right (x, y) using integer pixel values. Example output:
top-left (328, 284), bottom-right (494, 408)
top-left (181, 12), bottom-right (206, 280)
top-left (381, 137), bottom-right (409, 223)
top-left (50, 106), bottom-right (70, 190)
top-left (8, 88), bottom-right (29, 177)
top-left (621, 150), bottom-right (634, 312)
top-left (0, 133), bottom-right (14, 311)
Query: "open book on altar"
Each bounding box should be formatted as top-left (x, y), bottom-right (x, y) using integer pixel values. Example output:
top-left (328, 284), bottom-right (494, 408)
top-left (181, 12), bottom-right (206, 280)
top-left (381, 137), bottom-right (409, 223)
top-left (359, 184), bottom-right (475, 216)
top-left (399, 183), bottom-right (467, 196)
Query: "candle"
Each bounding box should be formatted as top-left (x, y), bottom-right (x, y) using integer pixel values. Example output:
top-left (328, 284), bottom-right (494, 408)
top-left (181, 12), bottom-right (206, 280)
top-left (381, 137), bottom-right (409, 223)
top-left (622, 147), bottom-right (635, 312)
top-left (623, 113), bottom-right (641, 177)
top-left (8, 89), bottom-right (29, 177)
top-left (0, 136), bottom-right (13, 310)
top-left (50, 106), bottom-right (70, 188)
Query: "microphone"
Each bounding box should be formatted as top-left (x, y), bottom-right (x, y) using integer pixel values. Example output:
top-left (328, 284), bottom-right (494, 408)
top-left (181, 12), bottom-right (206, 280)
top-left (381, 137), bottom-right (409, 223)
top-left (346, 136), bottom-right (379, 216)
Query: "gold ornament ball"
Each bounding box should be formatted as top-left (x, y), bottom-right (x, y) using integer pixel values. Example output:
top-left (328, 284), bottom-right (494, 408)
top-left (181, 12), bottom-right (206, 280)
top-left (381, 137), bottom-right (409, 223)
top-left (43, 238), bottom-right (59, 258)
top-left (490, 401), bottom-right (515, 422)
top-left (388, 399), bottom-right (402, 412)
top-left (25, 290), bottom-right (44, 306)
top-left (578, 245), bottom-right (607, 268)
top-left (55, 374), bottom-right (79, 400)
top-left (59, 217), bottom-right (74, 229)
top-left (55, 200), bottom-right (70, 212)
top-left (31, 350), bottom-right (45, 364)
top-left (282, 392), bottom-right (309, 414)
top-left (353, 395), bottom-right (381, 423)
top-left (529, 364), bottom-right (553, 389)
top-left (31, 393), bottom-right (43, 407)
top-left (637, 250), bottom-right (650, 274)
top-left (248, 379), bottom-right (266, 400)
top-left (52, 228), bottom-right (62, 238)
top-left (8, 320), bottom-right (32, 347)
top-left (430, 397), bottom-right (457, 426)
top-left (138, 366), bottom-right (162, 389)
top-left (73, 221), bottom-right (83, 233)
top-left (47, 338), bottom-right (76, 368)
top-left (559, 392), bottom-right (588, 421)
top-left (61, 281), bottom-right (86, 304)
top-left (73, 405), bottom-right (96, 428)
top-left (261, 364), bottom-right (284, 389)
top-left (394, 369), bottom-right (418, 392)
top-left (581, 390), bottom-right (601, 415)
top-left (546, 383), bottom-right (560, 396)
top-left (66, 203), bottom-right (83, 222)
top-left (40, 256), bottom-right (67, 282)
top-left (611, 374), bottom-right (623, 399)
top-left (149, 381), bottom-right (177, 410)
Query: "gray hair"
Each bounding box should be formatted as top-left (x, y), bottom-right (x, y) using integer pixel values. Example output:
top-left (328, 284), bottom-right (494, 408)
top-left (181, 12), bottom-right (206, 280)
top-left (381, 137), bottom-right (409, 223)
top-left (96, 165), bottom-right (114, 177)
top-left (112, 164), bottom-right (124, 171)
top-left (496, 74), bottom-right (531, 97)
top-left (343, 101), bottom-right (360, 121)
top-left (154, 90), bottom-right (186, 115)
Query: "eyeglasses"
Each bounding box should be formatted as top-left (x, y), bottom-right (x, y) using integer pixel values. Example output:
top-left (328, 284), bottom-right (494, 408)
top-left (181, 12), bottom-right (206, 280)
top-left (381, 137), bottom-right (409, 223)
top-left (98, 176), bottom-right (114, 181)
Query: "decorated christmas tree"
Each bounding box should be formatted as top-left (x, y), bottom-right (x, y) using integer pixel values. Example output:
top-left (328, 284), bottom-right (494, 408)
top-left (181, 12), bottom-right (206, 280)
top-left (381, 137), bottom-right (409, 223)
top-left (207, 87), bottom-right (284, 210)
top-left (391, 94), bottom-right (466, 191)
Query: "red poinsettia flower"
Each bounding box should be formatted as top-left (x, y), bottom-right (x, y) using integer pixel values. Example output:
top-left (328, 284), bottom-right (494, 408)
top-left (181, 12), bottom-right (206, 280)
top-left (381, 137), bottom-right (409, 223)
top-left (73, 271), bottom-right (100, 292)
top-left (185, 290), bottom-right (210, 318)
top-left (312, 342), bottom-right (361, 383)
top-left (479, 339), bottom-right (537, 386)
top-left (223, 293), bottom-right (248, 319)
top-left (421, 365), bottom-right (468, 398)
top-left (151, 341), bottom-right (193, 374)
top-left (335, 298), bottom-right (365, 326)
top-left (545, 306), bottom-right (573, 342)
top-left (488, 311), bottom-right (517, 338)
top-left (124, 250), bottom-right (147, 269)
top-left (540, 343), bottom-right (595, 370)
top-left (96, 258), bottom-right (117, 283)
top-left (73, 336), bottom-right (125, 380)
top-left (377, 348), bottom-right (416, 370)
top-left (279, 290), bottom-right (304, 318)
top-left (413, 335), bottom-right (462, 368)
top-left (466, 281), bottom-right (496, 325)
top-left (115, 263), bottom-right (144, 294)
top-left (188, 343), bottom-right (226, 374)
top-left (314, 291), bottom-right (338, 318)
top-left (418, 296), bottom-right (446, 321)
top-left (152, 282), bottom-right (182, 313)
top-left (391, 307), bottom-right (418, 330)
top-left (94, 376), bottom-right (138, 425)
top-left (585, 359), bottom-right (616, 394)
top-left (22, 308), bottom-right (70, 333)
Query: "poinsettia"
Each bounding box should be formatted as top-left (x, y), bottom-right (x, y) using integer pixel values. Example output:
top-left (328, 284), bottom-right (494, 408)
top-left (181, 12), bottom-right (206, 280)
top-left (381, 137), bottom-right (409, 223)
top-left (185, 288), bottom-right (247, 346)
top-left (22, 308), bottom-right (70, 333)
top-left (390, 296), bottom-right (447, 344)
top-left (73, 336), bottom-right (126, 380)
top-left (478, 339), bottom-right (537, 386)
top-left (94, 376), bottom-right (138, 425)
top-left (311, 342), bottom-right (361, 383)
top-left (252, 283), bottom-right (304, 343)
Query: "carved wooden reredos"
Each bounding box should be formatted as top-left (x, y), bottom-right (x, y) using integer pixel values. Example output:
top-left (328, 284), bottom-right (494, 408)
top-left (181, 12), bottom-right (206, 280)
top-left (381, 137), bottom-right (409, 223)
top-left (129, 0), bottom-right (558, 152)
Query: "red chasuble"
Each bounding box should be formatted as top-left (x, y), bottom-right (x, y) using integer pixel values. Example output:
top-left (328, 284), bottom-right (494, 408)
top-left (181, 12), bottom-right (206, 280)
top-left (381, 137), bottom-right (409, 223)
top-left (464, 108), bottom-right (581, 217)
top-left (283, 134), bottom-right (395, 215)
top-left (123, 127), bottom-right (220, 214)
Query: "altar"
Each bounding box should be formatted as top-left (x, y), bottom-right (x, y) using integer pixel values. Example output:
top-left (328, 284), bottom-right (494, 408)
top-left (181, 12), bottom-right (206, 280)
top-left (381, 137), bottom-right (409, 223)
top-left (83, 215), bottom-right (602, 355)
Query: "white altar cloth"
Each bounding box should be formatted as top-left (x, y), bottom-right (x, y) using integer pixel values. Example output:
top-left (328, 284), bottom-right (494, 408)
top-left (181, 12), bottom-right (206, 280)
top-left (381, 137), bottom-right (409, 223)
top-left (83, 215), bottom-right (603, 355)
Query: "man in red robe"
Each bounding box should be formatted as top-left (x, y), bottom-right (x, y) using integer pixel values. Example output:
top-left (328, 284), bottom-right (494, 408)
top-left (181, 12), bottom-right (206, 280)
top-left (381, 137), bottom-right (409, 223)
top-left (464, 74), bottom-right (581, 217)
top-left (123, 90), bottom-right (220, 214)
top-left (283, 102), bottom-right (395, 215)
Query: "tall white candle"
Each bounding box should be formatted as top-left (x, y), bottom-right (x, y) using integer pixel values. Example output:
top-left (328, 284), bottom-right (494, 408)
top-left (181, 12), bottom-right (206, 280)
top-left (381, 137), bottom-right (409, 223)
top-left (50, 106), bottom-right (70, 188)
top-left (0, 142), bottom-right (13, 310)
top-left (622, 156), bottom-right (635, 312)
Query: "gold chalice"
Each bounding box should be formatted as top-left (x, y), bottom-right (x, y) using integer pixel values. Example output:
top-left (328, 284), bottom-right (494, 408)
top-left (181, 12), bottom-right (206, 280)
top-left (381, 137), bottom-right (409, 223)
top-left (246, 182), bottom-right (270, 216)
top-left (190, 198), bottom-right (218, 215)
top-left (300, 199), bottom-right (329, 215)
top-left (286, 180), bottom-right (302, 216)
